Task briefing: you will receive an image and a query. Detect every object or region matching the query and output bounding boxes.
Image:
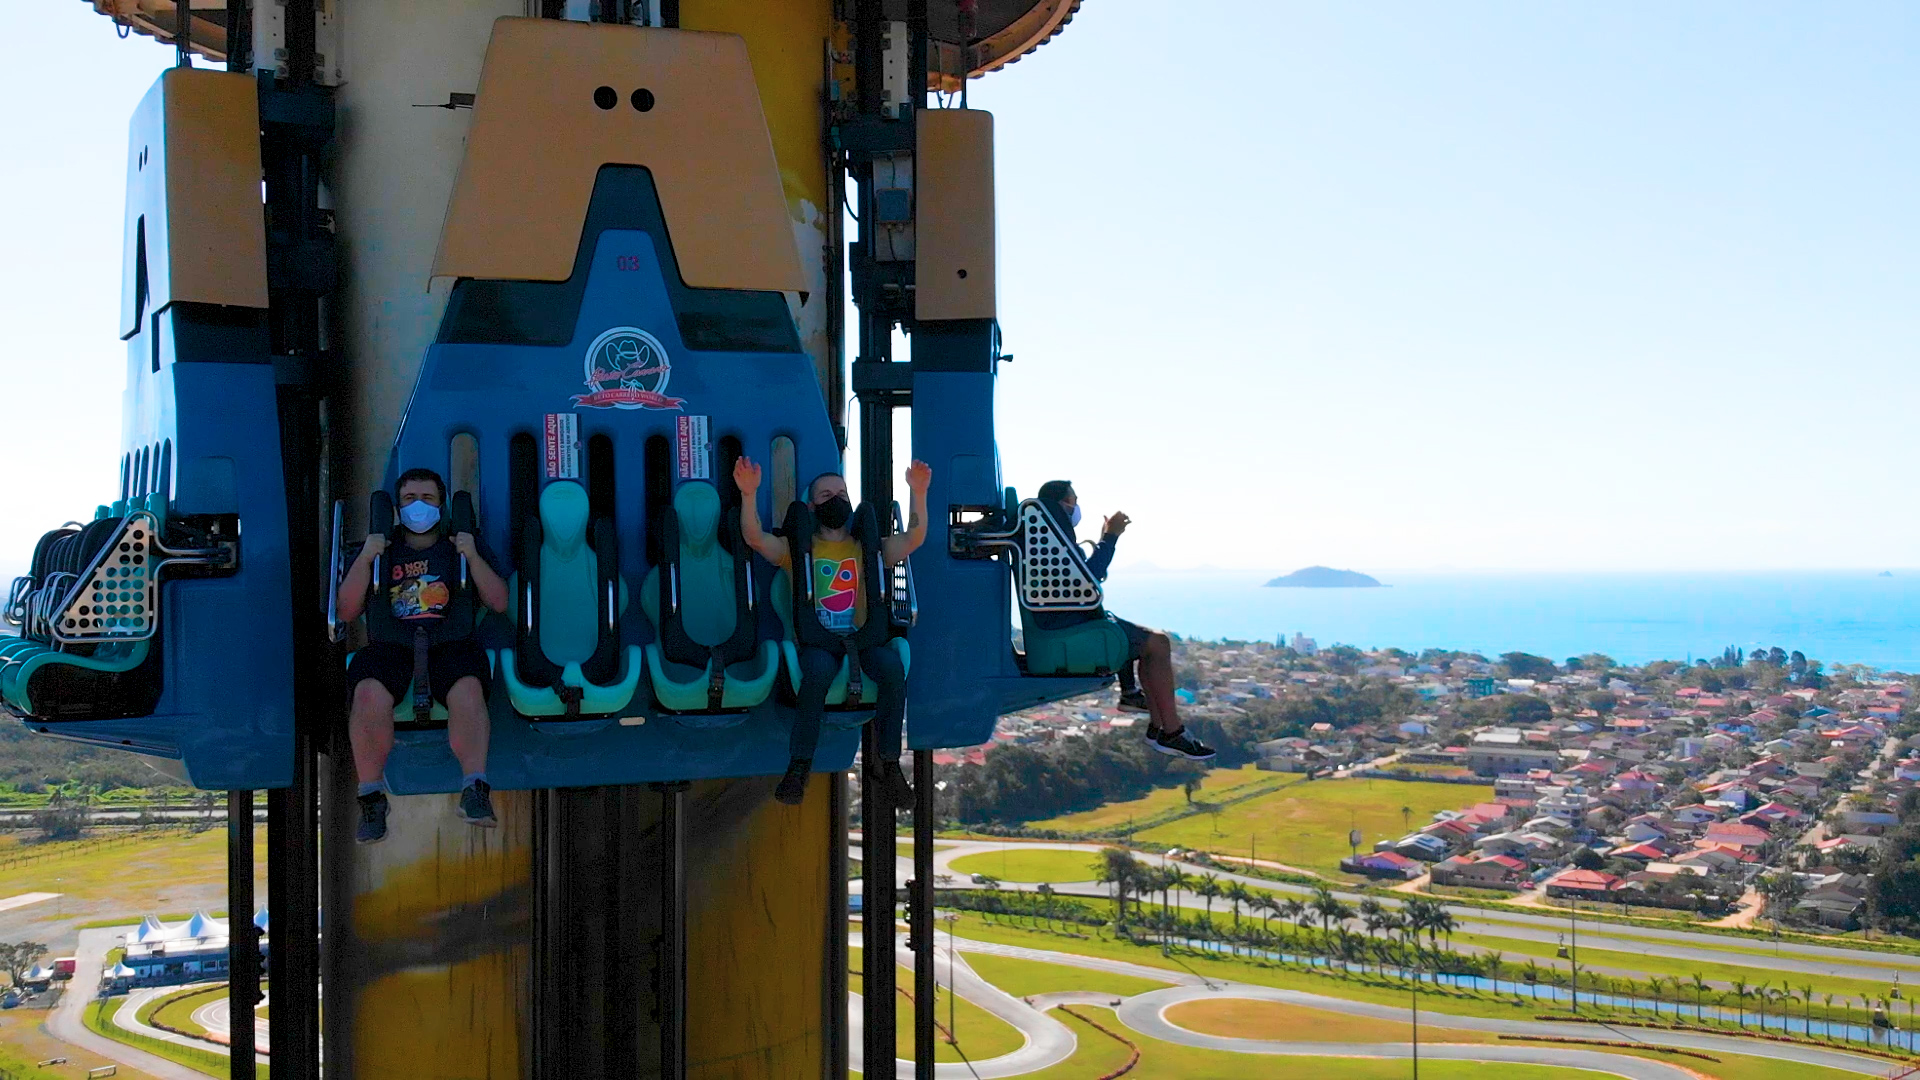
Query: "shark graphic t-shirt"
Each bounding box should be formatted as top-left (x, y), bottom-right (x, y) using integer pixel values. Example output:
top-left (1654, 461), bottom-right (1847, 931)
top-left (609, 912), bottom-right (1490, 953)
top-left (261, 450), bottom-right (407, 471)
top-left (810, 537), bottom-right (866, 634)
top-left (386, 538), bottom-right (459, 623)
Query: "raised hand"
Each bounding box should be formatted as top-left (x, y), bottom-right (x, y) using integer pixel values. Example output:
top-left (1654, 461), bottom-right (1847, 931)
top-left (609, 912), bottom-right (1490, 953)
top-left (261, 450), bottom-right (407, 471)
top-left (905, 459), bottom-right (932, 494)
top-left (1103, 511), bottom-right (1131, 538)
top-left (733, 455), bottom-right (763, 494)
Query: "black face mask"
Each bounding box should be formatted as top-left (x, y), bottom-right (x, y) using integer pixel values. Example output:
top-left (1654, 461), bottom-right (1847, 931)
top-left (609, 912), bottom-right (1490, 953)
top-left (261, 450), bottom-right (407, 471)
top-left (815, 495), bottom-right (852, 530)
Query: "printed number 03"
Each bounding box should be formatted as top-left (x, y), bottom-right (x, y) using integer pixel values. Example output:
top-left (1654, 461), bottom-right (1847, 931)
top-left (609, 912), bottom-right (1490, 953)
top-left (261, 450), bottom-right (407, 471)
top-left (615, 255), bottom-right (643, 271)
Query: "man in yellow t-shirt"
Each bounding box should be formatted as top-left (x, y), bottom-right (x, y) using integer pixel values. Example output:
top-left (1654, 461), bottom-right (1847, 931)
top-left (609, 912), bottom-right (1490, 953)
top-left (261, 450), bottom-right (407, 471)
top-left (736, 458), bottom-right (931, 808)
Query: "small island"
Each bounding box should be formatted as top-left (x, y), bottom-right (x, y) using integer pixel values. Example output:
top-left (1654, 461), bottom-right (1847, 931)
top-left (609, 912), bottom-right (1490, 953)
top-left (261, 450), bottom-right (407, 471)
top-left (1265, 566), bottom-right (1383, 588)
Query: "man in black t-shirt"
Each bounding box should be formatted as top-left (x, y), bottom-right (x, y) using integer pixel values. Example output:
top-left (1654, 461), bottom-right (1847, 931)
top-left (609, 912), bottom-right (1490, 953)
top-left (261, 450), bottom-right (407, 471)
top-left (337, 468), bottom-right (509, 843)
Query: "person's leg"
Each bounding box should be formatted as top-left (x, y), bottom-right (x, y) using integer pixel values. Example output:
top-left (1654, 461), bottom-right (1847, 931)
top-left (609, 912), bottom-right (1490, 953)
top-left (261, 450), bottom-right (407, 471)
top-left (444, 676), bottom-right (490, 777)
top-left (344, 643), bottom-right (409, 844)
top-left (348, 677), bottom-right (398, 785)
top-left (860, 644), bottom-right (913, 809)
top-left (1136, 630), bottom-right (1182, 732)
top-left (779, 646), bottom-right (840, 805)
top-left (433, 640), bottom-right (496, 826)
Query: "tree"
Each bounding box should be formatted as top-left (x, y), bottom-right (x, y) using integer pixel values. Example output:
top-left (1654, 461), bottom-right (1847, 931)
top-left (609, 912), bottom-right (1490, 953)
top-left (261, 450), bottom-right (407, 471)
top-left (1181, 775), bottom-right (1202, 805)
top-left (1036, 883), bottom-right (1056, 930)
top-left (1691, 973), bottom-right (1710, 1021)
top-left (1195, 874), bottom-right (1223, 926)
top-left (1400, 806), bottom-right (1413, 833)
top-left (1225, 882), bottom-right (1252, 932)
top-left (1570, 846), bottom-right (1605, 872)
top-left (1498, 652), bottom-right (1558, 682)
top-left (1098, 848), bottom-right (1140, 920)
top-left (0, 942), bottom-right (47, 989)
top-left (1162, 867), bottom-right (1190, 919)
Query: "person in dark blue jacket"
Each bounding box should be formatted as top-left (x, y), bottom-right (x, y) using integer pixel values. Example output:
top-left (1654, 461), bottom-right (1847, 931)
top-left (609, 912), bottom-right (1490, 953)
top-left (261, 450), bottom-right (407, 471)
top-left (1035, 480), bottom-right (1214, 761)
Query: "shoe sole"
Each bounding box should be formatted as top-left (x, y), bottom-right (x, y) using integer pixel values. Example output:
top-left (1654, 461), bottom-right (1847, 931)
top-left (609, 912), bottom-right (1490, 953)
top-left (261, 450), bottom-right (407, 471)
top-left (459, 812), bottom-right (498, 828)
top-left (355, 832), bottom-right (387, 845)
top-left (1149, 740), bottom-right (1217, 761)
top-left (1116, 703), bottom-right (1151, 714)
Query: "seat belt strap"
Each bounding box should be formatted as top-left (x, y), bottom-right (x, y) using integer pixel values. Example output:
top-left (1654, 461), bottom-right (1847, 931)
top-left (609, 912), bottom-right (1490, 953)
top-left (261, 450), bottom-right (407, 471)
top-left (845, 645), bottom-right (864, 704)
top-left (411, 625), bottom-right (432, 723)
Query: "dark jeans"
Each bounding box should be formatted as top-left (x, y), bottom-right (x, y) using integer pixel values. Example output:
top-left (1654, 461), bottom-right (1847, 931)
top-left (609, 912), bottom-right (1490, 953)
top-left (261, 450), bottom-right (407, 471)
top-left (790, 643), bottom-right (907, 764)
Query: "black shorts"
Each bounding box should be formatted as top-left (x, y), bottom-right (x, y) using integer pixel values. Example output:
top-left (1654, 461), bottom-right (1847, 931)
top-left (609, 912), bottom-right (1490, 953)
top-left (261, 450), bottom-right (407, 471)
top-left (1111, 616), bottom-right (1154, 662)
top-left (347, 639), bottom-right (491, 707)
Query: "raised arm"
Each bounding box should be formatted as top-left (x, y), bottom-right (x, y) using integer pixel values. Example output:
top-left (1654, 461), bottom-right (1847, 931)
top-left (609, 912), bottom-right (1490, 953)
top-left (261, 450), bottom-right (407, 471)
top-left (1086, 511), bottom-right (1129, 581)
top-left (733, 456), bottom-right (791, 568)
top-left (881, 460), bottom-right (932, 566)
top-left (335, 532), bottom-right (386, 623)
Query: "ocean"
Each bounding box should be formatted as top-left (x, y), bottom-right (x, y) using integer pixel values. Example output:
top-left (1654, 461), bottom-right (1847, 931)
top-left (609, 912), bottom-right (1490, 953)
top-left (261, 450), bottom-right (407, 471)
top-left (1098, 570), bottom-right (1920, 672)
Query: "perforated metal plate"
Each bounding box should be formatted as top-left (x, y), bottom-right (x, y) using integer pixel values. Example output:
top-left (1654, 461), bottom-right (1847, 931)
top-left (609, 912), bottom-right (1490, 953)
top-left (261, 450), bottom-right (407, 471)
top-left (1016, 500), bottom-right (1102, 612)
top-left (56, 513), bottom-right (158, 643)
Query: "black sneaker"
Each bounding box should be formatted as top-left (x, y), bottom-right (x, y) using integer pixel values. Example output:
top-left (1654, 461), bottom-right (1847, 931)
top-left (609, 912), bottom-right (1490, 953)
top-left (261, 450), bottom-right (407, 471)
top-left (1117, 691), bottom-right (1151, 714)
top-left (457, 779), bottom-right (497, 828)
top-left (775, 759), bottom-right (811, 806)
top-left (356, 792), bottom-right (390, 845)
top-left (1150, 727), bottom-right (1216, 761)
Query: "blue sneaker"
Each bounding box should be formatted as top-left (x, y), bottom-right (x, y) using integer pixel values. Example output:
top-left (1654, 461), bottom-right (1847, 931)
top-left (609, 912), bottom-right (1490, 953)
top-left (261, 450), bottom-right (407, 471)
top-left (457, 779), bottom-right (497, 828)
top-left (355, 792), bottom-right (390, 845)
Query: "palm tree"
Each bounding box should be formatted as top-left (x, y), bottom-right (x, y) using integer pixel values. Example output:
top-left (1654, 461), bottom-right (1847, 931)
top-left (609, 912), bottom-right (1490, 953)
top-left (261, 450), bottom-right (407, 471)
top-left (1281, 897), bottom-right (1309, 943)
top-left (980, 876), bottom-right (1002, 923)
top-left (1730, 978), bottom-right (1749, 1028)
top-left (1800, 983), bottom-right (1815, 1037)
top-left (1429, 906), bottom-right (1457, 951)
top-left (1690, 973), bottom-right (1710, 1022)
top-left (1401, 805), bottom-right (1413, 832)
top-left (1252, 894), bottom-right (1281, 942)
top-left (1486, 951), bottom-right (1507, 997)
top-left (1196, 873), bottom-right (1223, 928)
top-left (1522, 959), bottom-right (1542, 1001)
top-left (1162, 867), bottom-right (1190, 920)
top-left (1226, 882), bottom-right (1252, 932)
top-left (1823, 992), bottom-right (1836, 1041)
top-left (1647, 975), bottom-right (1665, 1018)
top-left (1099, 848), bottom-right (1139, 920)
top-left (1036, 883), bottom-right (1056, 931)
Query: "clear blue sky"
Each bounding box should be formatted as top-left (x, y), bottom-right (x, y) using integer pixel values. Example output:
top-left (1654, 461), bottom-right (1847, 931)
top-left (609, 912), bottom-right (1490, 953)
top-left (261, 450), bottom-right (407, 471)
top-left (2, 2), bottom-right (1916, 580)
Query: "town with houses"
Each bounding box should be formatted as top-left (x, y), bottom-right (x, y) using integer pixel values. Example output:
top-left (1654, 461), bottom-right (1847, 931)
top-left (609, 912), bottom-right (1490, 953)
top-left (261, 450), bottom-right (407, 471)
top-left (966, 635), bottom-right (1920, 935)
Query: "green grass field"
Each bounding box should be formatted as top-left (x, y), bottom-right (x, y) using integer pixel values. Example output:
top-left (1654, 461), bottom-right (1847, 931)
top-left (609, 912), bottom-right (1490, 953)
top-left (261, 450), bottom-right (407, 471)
top-left (947, 848), bottom-right (1103, 883)
top-left (847, 948), bottom-right (1026, 1064)
top-left (960, 951), bottom-right (1172, 999)
top-left (1454, 928), bottom-right (1903, 1008)
top-left (86, 995), bottom-right (270, 1080)
top-left (1043, 1006), bottom-right (1599, 1080)
top-left (1024, 765), bottom-right (1295, 834)
top-left (1134, 777), bottom-right (1494, 877)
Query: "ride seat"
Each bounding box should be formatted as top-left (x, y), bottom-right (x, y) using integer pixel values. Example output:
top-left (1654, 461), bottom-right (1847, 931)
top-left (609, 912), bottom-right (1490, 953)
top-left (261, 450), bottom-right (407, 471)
top-left (640, 482), bottom-right (778, 722)
top-left (0, 497), bottom-right (171, 719)
top-left (499, 480), bottom-right (642, 719)
top-left (772, 500), bottom-right (908, 722)
top-left (1006, 488), bottom-right (1128, 677)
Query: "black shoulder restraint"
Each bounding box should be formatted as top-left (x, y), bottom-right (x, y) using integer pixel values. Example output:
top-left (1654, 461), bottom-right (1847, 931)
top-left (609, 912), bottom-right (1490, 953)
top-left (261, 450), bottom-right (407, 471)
top-left (780, 501), bottom-right (892, 703)
top-left (656, 498), bottom-right (759, 711)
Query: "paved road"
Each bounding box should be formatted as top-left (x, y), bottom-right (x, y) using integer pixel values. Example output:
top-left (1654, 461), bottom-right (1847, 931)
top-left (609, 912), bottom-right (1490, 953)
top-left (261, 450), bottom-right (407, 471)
top-left (45, 926), bottom-right (219, 1080)
top-left (847, 936), bottom-right (1077, 1078)
top-left (898, 837), bottom-right (1920, 984)
top-left (930, 933), bottom-right (1894, 1075)
top-left (192, 993), bottom-right (270, 1055)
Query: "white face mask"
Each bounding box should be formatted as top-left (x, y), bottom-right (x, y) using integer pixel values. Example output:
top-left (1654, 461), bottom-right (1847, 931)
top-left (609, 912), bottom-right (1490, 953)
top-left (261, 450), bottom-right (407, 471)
top-left (1068, 504), bottom-right (1083, 528)
top-left (399, 500), bottom-right (441, 534)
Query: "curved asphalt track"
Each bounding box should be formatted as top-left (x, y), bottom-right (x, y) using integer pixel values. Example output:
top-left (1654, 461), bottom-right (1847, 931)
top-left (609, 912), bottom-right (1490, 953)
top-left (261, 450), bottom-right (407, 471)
top-left (853, 927), bottom-right (1896, 1076)
top-left (902, 839), bottom-right (1920, 985)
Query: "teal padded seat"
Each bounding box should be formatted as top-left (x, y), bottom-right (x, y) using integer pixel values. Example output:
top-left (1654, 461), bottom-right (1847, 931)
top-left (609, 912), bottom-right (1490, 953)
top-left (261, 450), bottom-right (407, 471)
top-left (499, 481), bottom-right (643, 718)
top-left (641, 482), bottom-right (778, 722)
top-left (1007, 488), bottom-right (1129, 676)
top-left (770, 569), bottom-right (908, 729)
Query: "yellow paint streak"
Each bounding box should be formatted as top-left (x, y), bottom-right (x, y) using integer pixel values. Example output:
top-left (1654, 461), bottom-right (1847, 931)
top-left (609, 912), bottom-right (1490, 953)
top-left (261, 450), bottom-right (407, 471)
top-left (686, 776), bottom-right (833, 1079)
top-left (352, 790), bottom-right (532, 942)
top-left (679, 0), bottom-right (833, 218)
top-left (350, 791), bottom-right (532, 1076)
top-left (354, 951), bottom-right (529, 1080)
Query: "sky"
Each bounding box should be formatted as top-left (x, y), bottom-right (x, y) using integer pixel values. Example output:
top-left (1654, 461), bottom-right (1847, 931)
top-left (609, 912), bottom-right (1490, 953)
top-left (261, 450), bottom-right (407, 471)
top-left (1, 2), bottom-right (1916, 581)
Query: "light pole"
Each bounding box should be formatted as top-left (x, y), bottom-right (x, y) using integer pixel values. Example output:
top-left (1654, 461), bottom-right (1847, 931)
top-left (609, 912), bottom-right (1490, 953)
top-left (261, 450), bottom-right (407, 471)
top-left (1569, 895), bottom-right (1579, 1014)
top-left (943, 911), bottom-right (959, 1047)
